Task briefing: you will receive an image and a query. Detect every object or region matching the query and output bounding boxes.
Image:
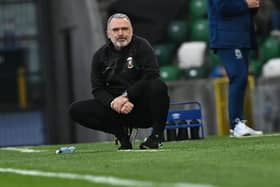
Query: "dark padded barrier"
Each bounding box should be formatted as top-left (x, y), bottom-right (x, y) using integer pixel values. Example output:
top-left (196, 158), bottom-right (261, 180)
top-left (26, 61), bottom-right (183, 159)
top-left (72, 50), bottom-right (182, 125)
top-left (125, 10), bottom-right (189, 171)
top-left (109, 0), bottom-right (187, 44)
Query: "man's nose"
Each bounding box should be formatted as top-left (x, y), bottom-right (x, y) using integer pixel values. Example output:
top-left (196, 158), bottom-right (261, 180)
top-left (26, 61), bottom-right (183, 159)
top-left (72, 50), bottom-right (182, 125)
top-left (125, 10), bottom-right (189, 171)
top-left (117, 29), bottom-right (124, 35)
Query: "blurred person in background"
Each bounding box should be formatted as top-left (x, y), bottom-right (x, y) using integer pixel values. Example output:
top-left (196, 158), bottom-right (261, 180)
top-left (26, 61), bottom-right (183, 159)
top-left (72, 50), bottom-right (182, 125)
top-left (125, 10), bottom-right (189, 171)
top-left (69, 13), bottom-right (169, 150)
top-left (254, 0), bottom-right (277, 38)
top-left (271, 0), bottom-right (280, 35)
top-left (208, 0), bottom-right (263, 137)
top-left (272, 0), bottom-right (280, 8)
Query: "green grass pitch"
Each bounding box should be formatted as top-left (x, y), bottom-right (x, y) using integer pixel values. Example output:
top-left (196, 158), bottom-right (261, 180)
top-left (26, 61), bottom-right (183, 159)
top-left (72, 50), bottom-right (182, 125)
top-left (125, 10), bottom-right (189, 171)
top-left (1, 134), bottom-right (280, 187)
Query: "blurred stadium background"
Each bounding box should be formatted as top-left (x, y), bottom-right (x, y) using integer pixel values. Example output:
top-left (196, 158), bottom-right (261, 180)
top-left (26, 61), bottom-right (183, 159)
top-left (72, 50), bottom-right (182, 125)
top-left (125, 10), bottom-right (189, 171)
top-left (0, 0), bottom-right (279, 147)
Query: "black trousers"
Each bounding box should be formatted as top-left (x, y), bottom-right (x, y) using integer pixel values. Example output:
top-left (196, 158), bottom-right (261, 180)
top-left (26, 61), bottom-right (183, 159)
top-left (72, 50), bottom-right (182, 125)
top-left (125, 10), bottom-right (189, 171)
top-left (69, 79), bottom-right (170, 137)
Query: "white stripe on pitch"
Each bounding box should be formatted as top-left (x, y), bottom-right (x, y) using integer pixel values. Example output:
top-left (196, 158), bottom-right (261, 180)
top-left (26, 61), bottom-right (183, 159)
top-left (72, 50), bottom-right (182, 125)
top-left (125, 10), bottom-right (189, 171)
top-left (118, 149), bottom-right (168, 152)
top-left (0, 168), bottom-right (214, 187)
top-left (1, 147), bottom-right (43, 153)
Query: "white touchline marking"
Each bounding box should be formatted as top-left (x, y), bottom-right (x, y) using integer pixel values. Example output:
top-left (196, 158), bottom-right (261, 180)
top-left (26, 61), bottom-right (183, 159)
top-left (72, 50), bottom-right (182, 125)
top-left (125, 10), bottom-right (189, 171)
top-left (0, 168), bottom-right (215, 187)
top-left (118, 149), bottom-right (168, 152)
top-left (236, 133), bottom-right (280, 139)
top-left (1, 147), bottom-right (43, 153)
top-left (264, 133), bottom-right (280, 137)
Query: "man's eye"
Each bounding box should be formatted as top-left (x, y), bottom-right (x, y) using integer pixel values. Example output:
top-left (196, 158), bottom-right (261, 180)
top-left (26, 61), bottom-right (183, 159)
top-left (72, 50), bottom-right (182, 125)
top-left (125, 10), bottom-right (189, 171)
top-left (112, 28), bottom-right (119, 32)
top-left (112, 27), bottom-right (129, 32)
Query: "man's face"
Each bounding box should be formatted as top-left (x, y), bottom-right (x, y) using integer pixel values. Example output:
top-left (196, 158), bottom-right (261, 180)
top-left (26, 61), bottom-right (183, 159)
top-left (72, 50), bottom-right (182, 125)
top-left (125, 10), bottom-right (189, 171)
top-left (107, 18), bottom-right (133, 49)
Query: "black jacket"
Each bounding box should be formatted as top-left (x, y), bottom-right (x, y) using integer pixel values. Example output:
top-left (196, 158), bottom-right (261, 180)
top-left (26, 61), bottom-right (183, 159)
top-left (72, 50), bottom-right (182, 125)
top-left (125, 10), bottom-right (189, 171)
top-left (91, 35), bottom-right (160, 107)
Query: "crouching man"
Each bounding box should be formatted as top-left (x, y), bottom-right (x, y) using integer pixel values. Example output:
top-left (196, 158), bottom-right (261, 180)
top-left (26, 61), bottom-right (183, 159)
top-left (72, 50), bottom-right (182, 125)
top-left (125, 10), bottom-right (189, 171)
top-left (69, 13), bottom-right (169, 149)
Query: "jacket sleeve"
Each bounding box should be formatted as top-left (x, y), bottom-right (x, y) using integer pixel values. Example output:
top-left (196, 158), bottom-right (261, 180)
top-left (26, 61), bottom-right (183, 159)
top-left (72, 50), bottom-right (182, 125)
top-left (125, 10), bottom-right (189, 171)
top-left (213, 0), bottom-right (249, 17)
top-left (126, 39), bottom-right (160, 100)
top-left (91, 52), bottom-right (115, 107)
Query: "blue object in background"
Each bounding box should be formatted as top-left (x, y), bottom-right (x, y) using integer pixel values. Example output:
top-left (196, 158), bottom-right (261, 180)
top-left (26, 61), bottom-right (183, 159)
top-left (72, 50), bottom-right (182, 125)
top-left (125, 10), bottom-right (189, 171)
top-left (0, 111), bottom-right (46, 147)
top-left (272, 11), bottom-right (280, 31)
top-left (210, 64), bottom-right (227, 78)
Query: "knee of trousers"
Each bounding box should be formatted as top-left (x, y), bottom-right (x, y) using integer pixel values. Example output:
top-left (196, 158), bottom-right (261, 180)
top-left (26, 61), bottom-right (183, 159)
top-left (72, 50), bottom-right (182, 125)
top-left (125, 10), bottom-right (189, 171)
top-left (149, 79), bottom-right (169, 96)
top-left (68, 102), bottom-right (84, 122)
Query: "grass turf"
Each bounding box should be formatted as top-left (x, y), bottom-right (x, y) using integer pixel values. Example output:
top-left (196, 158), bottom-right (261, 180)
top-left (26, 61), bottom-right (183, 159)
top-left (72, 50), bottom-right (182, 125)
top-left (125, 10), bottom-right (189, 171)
top-left (1, 134), bottom-right (280, 187)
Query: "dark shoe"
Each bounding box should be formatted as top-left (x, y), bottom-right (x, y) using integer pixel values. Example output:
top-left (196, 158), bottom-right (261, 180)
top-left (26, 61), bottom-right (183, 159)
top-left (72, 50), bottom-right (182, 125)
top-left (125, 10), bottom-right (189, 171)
top-left (115, 127), bottom-right (138, 148)
top-left (139, 134), bottom-right (162, 149)
top-left (117, 134), bottom-right (132, 150)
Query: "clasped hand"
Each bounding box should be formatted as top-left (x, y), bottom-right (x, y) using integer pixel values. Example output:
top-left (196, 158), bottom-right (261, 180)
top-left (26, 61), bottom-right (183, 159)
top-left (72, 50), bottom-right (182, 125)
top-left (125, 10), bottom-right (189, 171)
top-left (246, 0), bottom-right (261, 8)
top-left (111, 96), bottom-right (134, 114)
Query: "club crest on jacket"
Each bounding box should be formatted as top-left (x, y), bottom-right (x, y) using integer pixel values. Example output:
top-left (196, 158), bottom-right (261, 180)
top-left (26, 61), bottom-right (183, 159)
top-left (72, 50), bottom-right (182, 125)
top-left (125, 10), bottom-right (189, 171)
top-left (235, 49), bottom-right (243, 59)
top-left (127, 57), bottom-right (134, 69)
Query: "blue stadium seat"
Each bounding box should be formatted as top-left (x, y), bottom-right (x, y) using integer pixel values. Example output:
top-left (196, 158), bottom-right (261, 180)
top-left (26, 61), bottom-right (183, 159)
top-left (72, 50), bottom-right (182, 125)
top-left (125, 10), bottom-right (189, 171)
top-left (165, 101), bottom-right (204, 140)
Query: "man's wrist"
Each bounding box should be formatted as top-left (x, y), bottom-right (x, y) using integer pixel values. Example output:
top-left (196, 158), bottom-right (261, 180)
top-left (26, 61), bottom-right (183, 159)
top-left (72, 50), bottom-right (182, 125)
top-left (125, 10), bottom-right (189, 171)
top-left (121, 91), bottom-right (128, 97)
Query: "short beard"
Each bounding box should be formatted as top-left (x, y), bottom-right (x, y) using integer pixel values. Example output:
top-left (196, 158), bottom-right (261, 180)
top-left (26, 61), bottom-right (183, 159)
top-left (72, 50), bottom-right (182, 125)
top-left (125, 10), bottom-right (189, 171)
top-left (111, 38), bottom-right (131, 50)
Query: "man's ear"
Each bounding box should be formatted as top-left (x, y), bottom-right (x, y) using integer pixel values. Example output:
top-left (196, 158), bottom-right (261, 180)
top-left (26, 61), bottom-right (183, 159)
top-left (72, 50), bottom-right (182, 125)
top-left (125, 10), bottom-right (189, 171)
top-left (106, 30), bottom-right (110, 39)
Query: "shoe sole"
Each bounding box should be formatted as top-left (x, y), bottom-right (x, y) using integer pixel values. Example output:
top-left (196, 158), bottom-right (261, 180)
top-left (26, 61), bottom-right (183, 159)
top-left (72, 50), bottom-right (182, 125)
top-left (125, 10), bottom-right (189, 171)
top-left (139, 145), bottom-right (159, 149)
top-left (232, 130), bottom-right (263, 138)
top-left (139, 144), bottom-right (162, 150)
top-left (232, 133), bottom-right (263, 138)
